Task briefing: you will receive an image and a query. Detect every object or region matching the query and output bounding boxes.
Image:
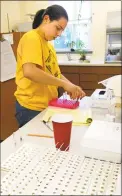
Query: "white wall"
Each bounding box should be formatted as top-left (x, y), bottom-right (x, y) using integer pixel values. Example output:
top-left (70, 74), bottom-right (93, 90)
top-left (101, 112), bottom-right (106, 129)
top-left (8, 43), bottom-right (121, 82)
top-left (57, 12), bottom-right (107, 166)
top-left (1, 1), bottom-right (22, 33)
top-left (22, 1), bottom-right (48, 22)
top-left (105, 1), bottom-right (121, 12)
top-left (107, 11), bottom-right (121, 28)
top-left (1, 1), bottom-right (121, 63)
top-left (90, 1), bottom-right (121, 63)
top-left (0, 1), bottom-right (48, 33)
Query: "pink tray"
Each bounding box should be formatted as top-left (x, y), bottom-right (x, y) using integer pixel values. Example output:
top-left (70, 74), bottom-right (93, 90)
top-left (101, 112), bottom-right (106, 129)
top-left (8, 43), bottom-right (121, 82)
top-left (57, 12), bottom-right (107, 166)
top-left (48, 98), bottom-right (79, 109)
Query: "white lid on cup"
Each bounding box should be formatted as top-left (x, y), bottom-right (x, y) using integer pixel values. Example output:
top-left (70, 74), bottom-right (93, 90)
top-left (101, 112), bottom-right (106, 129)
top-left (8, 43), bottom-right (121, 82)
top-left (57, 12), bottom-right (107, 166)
top-left (51, 114), bottom-right (73, 123)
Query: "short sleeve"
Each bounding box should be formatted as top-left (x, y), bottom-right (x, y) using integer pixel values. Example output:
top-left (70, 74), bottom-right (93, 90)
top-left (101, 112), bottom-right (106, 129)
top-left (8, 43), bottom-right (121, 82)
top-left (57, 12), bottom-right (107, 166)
top-left (21, 34), bottom-right (43, 67)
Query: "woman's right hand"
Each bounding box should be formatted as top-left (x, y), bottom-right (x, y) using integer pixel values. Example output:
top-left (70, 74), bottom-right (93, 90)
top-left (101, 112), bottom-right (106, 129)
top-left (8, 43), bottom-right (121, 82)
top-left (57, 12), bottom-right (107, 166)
top-left (62, 81), bottom-right (86, 99)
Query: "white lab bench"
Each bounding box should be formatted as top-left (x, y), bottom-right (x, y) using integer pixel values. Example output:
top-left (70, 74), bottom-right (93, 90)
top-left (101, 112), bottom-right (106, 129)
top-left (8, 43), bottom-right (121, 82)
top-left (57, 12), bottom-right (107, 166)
top-left (1, 96), bottom-right (121, 195)
top-left (1, 96), bottom-right (107, 162)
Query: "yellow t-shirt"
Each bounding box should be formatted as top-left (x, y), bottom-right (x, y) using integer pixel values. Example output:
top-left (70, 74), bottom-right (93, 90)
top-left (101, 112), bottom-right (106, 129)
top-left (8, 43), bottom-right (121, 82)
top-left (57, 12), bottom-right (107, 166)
top-left (14, 29), bottom-right (61, 111)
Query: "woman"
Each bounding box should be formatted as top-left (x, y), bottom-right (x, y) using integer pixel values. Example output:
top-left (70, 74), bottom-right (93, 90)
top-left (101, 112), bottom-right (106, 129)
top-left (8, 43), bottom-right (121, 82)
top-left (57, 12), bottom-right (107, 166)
top-left (14, 4), bottom-right (85, 128)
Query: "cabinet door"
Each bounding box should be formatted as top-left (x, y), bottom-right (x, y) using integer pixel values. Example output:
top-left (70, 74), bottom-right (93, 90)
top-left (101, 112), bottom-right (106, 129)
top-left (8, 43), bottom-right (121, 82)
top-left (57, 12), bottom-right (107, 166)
top-left (63, 73), bottom-right (80, 85)
top-left (60, 66), bottom-right (80, 74)
top-left (79, 66), bottom-right (121, 96)
top-left (80, 81), bottom-right (104, 90)
top-left (98, 74), bottom-right (118, 81)
top-left (80, 73), bottom-right (98, 81)
top-left (80, 66), bottom-right (121, 74)
top-left (0, 79), bottom-right (18, 140)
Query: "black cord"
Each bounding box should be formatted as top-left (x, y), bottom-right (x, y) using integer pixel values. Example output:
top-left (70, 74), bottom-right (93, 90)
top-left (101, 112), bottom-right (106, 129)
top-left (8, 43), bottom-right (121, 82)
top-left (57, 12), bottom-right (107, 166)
top-left (43, 120), bottom-right (53, 132)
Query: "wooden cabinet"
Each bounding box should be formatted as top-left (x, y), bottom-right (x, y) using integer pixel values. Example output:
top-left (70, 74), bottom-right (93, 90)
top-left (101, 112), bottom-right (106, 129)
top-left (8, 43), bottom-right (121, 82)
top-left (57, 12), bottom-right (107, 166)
top-left (0, 79), bottom-right (18, 140)
top-left (80, 74), bottom-right (98, 82)
top-left (63, 73), bottom-right (80, 85)
top-left (0, 64), bottom-right (121, 141)
top-left (59, 65), bottom-right (121, 96)
top-left (0, 32), bottom-right (25, 141)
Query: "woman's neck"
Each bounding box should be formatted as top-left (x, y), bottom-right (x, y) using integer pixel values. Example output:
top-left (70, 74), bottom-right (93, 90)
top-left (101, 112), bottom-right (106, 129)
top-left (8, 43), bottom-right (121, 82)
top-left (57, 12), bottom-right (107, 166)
top-left (36, 26), bottom-right (47, 41)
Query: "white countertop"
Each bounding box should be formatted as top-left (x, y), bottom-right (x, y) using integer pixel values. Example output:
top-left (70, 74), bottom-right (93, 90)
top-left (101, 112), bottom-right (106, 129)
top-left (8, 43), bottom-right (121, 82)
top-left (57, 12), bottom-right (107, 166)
top-left (58, 60), bottom-right (121, 66)
top-left (2, 96), bottom-right (121, 163)
top-left (1, 96), bottom-right (121, 195)
top-left (1, 96), bottom-right (108, 163)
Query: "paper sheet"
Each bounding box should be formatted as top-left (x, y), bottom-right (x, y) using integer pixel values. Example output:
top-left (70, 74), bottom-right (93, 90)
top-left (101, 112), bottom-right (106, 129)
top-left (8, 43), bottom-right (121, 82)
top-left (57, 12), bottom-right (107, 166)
top-left (41, 107), bottom-right (92, 126)
top-left (0, 40), bottom-right (16, 82)
top-left (2, 33), bottom-right (13, 45)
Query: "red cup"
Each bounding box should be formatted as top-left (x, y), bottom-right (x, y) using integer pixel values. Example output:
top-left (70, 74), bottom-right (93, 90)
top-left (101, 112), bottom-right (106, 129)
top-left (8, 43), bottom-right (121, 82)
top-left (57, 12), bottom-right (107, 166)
top-left (51, 114), bottom-right (73, 151)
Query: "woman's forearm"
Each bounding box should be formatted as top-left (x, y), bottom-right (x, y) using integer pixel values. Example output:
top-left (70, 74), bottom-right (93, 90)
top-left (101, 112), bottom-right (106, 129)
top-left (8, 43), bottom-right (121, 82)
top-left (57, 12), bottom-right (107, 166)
top-left (23, 63), bottom-right (66, 88)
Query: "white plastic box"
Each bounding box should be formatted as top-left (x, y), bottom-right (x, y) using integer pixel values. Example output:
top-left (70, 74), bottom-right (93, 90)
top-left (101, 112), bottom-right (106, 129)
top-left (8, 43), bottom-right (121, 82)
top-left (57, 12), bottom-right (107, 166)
top-left (91, 89), bottom-right (113, 109)
top-left (80, 120), bottom-right (121, 163)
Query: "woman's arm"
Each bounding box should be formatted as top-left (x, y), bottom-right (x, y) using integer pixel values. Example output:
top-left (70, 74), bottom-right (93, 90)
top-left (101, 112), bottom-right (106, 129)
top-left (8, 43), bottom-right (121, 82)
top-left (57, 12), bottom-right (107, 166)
top-left (23, 63), bottom-right (66, 87)
top-left (23, 63), bottom-right (86, 99)
top-left (60, 74), bottom-right (85, 99)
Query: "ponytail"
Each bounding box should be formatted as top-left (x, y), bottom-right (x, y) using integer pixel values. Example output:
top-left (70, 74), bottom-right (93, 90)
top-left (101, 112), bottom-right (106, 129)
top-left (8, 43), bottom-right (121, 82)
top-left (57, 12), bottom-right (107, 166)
top-left (32, 9), bottom-right (45, 29)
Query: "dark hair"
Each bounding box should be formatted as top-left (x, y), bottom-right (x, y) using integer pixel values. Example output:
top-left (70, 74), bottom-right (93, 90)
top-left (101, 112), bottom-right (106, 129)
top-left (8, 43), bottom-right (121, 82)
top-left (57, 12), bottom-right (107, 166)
top-left (32, 5), bottom-right (68, 29)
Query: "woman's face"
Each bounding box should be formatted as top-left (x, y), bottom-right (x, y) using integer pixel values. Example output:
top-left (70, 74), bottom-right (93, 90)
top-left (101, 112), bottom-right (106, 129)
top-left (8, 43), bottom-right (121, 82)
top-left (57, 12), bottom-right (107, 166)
top-left (43, 16), bottom-right (68, 41)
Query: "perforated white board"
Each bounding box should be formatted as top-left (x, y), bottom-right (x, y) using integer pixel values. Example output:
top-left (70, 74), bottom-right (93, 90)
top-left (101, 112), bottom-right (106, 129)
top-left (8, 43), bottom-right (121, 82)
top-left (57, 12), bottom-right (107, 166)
top-left (1, 142), bottom-right (121, 195)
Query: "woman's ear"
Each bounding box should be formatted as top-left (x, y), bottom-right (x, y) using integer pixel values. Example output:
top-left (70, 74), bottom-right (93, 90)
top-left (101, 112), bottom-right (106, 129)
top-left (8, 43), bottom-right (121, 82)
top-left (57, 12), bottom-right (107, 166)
top-left (43, 15), bottom-right (50, 23)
